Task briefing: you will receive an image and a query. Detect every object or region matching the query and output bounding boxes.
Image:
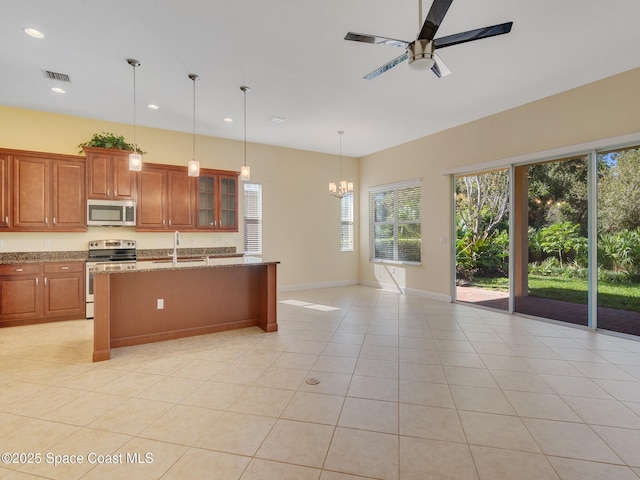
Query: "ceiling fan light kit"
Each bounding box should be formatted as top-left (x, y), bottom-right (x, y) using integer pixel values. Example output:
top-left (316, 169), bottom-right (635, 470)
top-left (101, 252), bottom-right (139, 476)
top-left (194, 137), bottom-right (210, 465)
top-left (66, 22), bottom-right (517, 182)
top-left (345, 0), bottom-right (513, 79)
top-left (408, 39), bottom-right (435, 71)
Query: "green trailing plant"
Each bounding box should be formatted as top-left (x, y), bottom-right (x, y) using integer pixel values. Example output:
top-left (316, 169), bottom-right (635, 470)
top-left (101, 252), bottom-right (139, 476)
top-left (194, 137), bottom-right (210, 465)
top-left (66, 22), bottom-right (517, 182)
top-left (77, 132), bottom-right (145, 154)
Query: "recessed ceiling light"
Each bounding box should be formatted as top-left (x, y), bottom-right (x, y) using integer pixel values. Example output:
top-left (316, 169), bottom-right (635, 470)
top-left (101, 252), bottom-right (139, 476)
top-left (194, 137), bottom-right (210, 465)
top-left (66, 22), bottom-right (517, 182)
top-left (223, 117), bottom-right (233, 123)
top-left (24, 27), bottom-right (44, 39)
top-left (147, 104), bottom-right (159, 110)
top-left (50, 87), bottom-right (65, 94)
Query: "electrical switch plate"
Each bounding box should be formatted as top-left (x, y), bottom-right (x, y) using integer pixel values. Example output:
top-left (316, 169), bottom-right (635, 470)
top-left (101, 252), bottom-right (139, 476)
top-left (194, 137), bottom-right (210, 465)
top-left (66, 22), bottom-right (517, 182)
top-left (157, 299), bottom-right (164, 309)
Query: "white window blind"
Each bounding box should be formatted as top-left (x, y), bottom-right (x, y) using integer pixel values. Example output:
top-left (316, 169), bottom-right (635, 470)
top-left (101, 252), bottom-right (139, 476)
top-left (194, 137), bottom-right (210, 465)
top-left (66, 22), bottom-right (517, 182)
top-left (340, 192), bottom-right (354, 252)
top-left (243, 183), bottom-right (262, 255)
top-left (369, 179), bottom-right (421, 264)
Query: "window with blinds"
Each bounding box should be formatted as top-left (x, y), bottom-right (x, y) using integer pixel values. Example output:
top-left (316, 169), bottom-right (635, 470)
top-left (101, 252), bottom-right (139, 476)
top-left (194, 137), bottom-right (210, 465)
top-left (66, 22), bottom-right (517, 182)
top-left (369, 179), bottom-right (421, 264)
top-left (340, 192), bottom-right (354, 252)
top-left (243, 183), bottom-right (262, 255)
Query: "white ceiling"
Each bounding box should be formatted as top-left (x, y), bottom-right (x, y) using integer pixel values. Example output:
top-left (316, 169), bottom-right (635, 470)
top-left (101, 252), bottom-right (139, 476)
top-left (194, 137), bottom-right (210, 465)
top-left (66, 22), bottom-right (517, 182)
top-left (2, 0), bottom-right (640, 158)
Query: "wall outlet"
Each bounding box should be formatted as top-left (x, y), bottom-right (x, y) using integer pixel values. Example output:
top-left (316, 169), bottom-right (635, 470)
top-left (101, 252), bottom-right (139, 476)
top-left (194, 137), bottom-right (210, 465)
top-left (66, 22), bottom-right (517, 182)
top-left (190, 237), bottom-right (195, 245)
top-left (44, 239), bottom-right (52, 248)
top-left (157, 299), bottom-right (164, 309)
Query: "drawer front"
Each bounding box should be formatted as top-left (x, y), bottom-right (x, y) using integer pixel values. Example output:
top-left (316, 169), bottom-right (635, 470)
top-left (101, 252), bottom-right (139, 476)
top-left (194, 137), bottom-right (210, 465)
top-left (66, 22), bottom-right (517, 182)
top-left (0, 263), bottom-right (40, 275)
top-left (43, 262), bottom-right (84, 274)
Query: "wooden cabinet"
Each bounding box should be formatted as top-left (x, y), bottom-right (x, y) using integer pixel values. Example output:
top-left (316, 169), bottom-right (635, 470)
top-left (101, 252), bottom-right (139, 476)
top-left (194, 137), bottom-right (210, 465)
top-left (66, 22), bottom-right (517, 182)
top-left (0, 264), bottom-right (41, 321)
top-left (196, 171), bottom-right (239, 231)
top-left (84, 147), bottom-right (136, 200)
top-left (0, 154), bottom-right (9, 229)
top-left (136, 164), bottom-right (197, 230)
top-left (9, 150), bottom-right (86, 232)
top-left (0, 262), bottom-right (84, 326)
top-left (43, 262), bottom-right (85, 317)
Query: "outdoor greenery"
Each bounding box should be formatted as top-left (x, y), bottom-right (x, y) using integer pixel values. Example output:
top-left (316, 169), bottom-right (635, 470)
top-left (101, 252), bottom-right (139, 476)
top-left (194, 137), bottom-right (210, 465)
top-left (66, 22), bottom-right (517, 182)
top-left (455, 148), bottom-right (640, 316)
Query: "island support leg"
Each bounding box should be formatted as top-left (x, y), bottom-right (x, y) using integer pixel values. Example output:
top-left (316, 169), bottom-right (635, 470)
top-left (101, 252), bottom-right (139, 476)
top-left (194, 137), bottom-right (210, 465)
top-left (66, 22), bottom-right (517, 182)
top-left (257, 263), bottom-right (278, 332)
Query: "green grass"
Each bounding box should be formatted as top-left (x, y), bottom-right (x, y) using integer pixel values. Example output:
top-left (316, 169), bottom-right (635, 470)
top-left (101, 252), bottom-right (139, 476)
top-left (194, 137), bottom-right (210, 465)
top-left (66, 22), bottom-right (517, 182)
top-left (470, 275), bottom-right (640, 312)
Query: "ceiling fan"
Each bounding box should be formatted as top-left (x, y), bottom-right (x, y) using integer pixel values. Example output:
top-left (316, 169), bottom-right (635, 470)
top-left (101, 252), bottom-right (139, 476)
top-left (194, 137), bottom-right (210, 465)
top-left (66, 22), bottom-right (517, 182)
top-left (345, 0), bottom-right (513, 79)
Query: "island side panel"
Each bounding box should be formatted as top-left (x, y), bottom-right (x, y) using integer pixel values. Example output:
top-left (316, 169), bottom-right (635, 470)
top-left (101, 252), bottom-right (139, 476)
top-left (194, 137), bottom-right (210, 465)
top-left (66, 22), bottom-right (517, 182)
top-left (107, 265), bottom-right (263, 347)
top-left (92, 272), bottom-right (112, 362)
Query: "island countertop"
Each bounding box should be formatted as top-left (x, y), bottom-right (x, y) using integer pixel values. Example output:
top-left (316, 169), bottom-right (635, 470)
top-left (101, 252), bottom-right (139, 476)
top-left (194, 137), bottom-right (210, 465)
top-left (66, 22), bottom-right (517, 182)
top-left (91, 256), bottom-right (278, 273)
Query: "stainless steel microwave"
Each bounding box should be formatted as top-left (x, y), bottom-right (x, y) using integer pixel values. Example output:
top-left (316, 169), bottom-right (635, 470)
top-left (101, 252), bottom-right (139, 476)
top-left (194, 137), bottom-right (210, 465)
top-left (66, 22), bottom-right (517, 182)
top-left (87, 200), bottom-right (136, 226)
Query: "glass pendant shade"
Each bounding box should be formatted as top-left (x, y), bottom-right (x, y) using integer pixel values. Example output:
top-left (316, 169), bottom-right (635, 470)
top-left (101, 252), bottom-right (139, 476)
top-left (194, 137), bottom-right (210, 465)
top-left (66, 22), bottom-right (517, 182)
top-left (128, 152), bottom-right (142, 172)
top-left (188, 159), bottom-right (200, 177)
top-left (240, 164), bottom-right (251, 182)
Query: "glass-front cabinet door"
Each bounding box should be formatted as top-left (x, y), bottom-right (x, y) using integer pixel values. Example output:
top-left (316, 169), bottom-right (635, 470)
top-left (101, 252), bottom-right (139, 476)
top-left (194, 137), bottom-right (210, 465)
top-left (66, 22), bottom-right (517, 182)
top-left (196, 171), bottom-right (238, 231)
top-left (197, 175), bottom-right (216, 228)
top-left (219, 175), bottom-right (237, 230)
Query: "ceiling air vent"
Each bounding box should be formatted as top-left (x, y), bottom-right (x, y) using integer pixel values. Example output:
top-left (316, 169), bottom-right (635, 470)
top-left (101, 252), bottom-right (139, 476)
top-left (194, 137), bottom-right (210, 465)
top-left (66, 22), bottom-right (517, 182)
top-left (266, 115), bottom-right (286, 124)
top-left (43, 70), bottom-right (71, 83)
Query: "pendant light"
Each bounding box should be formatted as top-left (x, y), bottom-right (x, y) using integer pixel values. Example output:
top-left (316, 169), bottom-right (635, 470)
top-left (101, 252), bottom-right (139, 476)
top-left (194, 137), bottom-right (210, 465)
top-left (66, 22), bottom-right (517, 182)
top-left (127, 59), bottom-right (142, 171)
top-left (187, 73), bottom-right (200, 177)
top-left (329, 131), bottom-right (354, 198)
top-left (240, 86), bottom-right (251, 181)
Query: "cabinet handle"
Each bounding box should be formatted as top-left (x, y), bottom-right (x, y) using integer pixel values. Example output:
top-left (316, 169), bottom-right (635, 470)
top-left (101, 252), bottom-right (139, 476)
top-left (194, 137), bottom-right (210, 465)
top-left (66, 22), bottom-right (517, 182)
top-left (60, 266), bottom-right (69, 270)
top-left (107, 189), bottom-right (110, 197)
top-left (53, 217), bottom-right (57, 225)
top-left (4, 216), bottom-right (7, 224)
top-left (44, 277), bottom-right (47, 286)
top-left (36, 277), bottom-right (38, 286)
top-left (163, 219), bottom-right (166, 226)
top-left (15, 268), bottom-right (23, 272)
top-left (45, 217), bottom-right (48, 225)
top-left (169, 219), bottom-right (172, 226)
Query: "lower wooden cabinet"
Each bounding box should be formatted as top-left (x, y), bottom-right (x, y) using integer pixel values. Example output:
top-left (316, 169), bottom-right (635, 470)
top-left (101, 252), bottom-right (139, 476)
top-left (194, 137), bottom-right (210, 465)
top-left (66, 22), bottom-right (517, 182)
top-left (0, 261), bottom-right (85, 326)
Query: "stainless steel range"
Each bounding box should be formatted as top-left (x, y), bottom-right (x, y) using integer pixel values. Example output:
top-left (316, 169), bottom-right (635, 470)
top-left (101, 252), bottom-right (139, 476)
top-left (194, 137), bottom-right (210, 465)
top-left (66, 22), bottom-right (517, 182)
top-left (86, 239), bottom-right (137, 318)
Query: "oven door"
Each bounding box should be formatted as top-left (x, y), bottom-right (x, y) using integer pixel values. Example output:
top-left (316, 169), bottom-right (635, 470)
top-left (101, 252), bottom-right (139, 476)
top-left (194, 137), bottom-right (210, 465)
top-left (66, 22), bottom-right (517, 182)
top-left (86, 261), bottom-right (137, 318)
top-left (86, 261), bottom-right (97, 318)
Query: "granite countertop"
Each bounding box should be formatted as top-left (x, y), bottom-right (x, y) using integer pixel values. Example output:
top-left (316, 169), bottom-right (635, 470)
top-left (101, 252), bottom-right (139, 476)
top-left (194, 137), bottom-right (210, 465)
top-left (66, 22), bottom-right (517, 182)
top-left (0, 247), bottom-right (239, 265)
top-left (92, 256), bottom-right (278, 274)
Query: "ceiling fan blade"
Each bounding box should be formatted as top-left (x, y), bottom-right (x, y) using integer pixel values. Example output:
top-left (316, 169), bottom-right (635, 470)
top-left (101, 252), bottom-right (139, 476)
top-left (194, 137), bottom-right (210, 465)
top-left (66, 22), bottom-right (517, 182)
top-left (363, 52), bottom-right (409, 79)
top-left (345, 32), bottom-right (409, 49)
top-left (418, 0), bottom-right (454, 40)
top-left (431, 53), bottom-right (452, 78)
top-left (434, 22), bottom-right (513, 49)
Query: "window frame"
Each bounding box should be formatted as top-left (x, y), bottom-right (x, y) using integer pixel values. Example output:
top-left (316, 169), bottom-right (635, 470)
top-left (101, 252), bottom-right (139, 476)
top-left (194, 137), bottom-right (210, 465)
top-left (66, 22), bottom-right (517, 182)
top-left (243, 183), bottom-right (262, 255)
top-left (369, 179), bottom-right (421, 265)
top-left (340, 192), bottom-right (354, 252)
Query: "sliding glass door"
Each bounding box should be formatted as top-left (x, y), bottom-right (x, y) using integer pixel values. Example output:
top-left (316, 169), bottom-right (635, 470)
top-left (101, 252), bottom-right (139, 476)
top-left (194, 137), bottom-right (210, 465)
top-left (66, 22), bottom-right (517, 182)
top-left (596, 147), bottom-right (640, 336)
top-left (513, 157), bottom-right (590, 326)
top-left (455, 170), bottom-right (510, 311)
top-left (454, 143), bottom-right (640, 338)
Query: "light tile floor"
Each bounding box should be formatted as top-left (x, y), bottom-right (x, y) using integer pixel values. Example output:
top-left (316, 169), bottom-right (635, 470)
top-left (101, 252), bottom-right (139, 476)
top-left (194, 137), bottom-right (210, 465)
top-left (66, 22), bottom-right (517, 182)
top-left (1, 285), bottom-right (640, 479)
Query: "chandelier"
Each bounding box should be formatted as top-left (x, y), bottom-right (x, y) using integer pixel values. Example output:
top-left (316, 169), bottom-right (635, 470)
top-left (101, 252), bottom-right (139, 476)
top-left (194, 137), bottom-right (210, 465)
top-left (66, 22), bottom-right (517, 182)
top-left (329, 130), bottom-right (353, 198)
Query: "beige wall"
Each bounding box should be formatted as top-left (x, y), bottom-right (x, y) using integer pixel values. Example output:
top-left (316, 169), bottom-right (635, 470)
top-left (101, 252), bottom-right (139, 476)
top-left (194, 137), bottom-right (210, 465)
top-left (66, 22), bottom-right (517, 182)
top-left (359, 67), bottom-right (640, 298)
top-left (3, 66), bottom-right (640, 295)
top-left (0, 106), bottom-right (359, 289)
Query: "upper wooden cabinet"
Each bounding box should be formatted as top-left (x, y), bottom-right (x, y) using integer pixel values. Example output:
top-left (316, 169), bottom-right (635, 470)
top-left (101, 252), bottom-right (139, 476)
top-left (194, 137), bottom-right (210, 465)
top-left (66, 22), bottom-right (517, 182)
top-left (136, 163), bottom-right (238, 232)
top-left (84, 147), bottom-right (137, 201)
top-left (136, 163), bottom-right (197, 231)
top-left (197, 172), bottom-right (238, 231)
top-left (6, 149), bottom-right (86, 232)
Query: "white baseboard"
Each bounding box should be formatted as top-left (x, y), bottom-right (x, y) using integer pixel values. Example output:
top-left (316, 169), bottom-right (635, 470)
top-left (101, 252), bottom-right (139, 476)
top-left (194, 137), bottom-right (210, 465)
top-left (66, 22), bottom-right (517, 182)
top-left (278, 279), bottom-right (359, 293)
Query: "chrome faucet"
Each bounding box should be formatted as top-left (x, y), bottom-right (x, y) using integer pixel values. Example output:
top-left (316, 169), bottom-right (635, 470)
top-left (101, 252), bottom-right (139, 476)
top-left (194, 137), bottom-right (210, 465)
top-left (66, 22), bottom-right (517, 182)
top-left (171, 231), bottom-right (181, 266)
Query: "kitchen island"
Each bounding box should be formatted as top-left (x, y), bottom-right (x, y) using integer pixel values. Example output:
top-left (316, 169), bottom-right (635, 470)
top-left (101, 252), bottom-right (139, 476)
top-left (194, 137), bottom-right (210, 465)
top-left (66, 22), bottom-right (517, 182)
top-left (92, 256), bottom-right (278, 362)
